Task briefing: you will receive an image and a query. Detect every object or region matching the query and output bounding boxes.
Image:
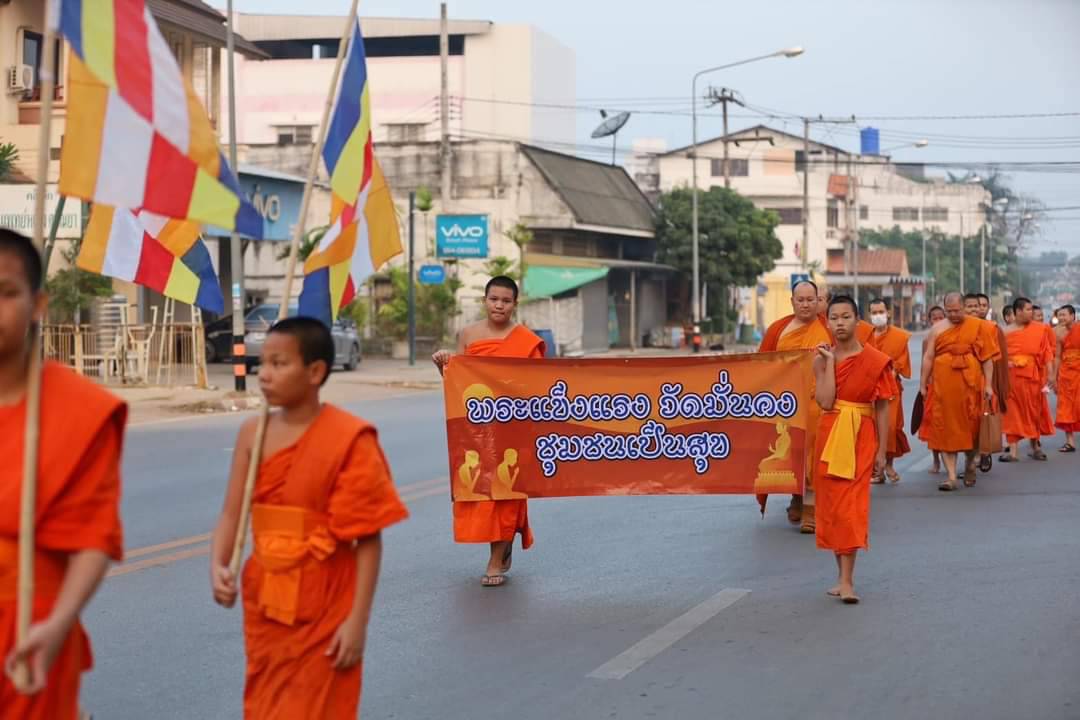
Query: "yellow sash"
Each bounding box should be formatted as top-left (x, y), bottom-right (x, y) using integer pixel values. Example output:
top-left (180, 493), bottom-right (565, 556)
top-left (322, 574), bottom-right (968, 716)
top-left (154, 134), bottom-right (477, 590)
top-left (251, 504), bottom-right (338, 626)
top-left (1063, 349), bottom-right (1080, 364)
top-left (820, 400), bottom-right (874, 480)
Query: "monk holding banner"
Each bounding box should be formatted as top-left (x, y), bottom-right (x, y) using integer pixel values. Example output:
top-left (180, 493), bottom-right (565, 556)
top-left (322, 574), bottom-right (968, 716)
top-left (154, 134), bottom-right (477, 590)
top-left (433, 276), bottom-right (546, 586)
top-left (756, 279), bottom-right (832, 532)
top-left (813, 295), bottom-right (896, 604)
top-left (919, 292), bottom-right (999, 491)
top-left (210, 318), bottom-right (408, 719)
top-left (1054, 305), bottom-right (1079, 452)
top-left (1, 230), bottom-right (127, 720)
top-left (1001, 298), bottom-right (1054, 463)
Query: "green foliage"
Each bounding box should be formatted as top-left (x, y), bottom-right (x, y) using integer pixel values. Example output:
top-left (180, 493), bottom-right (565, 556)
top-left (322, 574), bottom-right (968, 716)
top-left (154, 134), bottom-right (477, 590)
top-left (415, 186), bottom-right (434, 213)
top-left (275, 225), bottom-right (328, 262)
top-left (654, 186), bottom-right (783, 319)
top-left (340, 296), bottom-right (369, 332)
top-left (0, 142), bottom-right (18, 181)
top-left (45, 241), bottom-right (114, 321)
top-left (377, 266), bottom-right (461, 340)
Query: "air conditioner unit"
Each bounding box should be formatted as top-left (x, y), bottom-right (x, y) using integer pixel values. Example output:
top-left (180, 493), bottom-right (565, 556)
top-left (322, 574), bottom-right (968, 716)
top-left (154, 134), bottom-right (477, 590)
top-left (6, 64), bottom-right (33, 94)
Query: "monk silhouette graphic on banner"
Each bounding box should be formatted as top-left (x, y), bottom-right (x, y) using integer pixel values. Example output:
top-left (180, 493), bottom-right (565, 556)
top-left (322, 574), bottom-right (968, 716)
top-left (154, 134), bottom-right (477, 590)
top-left (494, 449), bottom-right (528, 499)
top-left (456, 450), bottom-right (489, 500)
top-left (755, 420), bottom-right (798, 493)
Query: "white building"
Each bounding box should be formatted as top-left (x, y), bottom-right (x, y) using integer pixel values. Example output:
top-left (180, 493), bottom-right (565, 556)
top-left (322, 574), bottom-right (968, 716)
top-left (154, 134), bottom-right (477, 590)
top-left (651, 125), bottom-right (989, 325)
top-left (223, 12), bottom-right (576, 161)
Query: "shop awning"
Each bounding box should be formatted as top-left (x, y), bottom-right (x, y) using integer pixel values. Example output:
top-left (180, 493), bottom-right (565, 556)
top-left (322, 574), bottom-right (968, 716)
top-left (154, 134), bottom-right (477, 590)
top-left (524, 265), bottom-right (608, 299)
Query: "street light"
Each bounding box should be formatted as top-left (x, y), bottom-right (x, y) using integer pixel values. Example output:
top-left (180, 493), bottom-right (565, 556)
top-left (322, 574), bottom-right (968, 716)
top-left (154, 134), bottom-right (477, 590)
top-left (882, 138), bottom-right (929, 153)
top-left (690, 47), bottom-right (804, 334)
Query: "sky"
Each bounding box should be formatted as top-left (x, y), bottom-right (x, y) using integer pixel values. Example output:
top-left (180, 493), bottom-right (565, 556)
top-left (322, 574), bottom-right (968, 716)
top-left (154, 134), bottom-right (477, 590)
top-left (225, 0), bottom-right (1080, 256)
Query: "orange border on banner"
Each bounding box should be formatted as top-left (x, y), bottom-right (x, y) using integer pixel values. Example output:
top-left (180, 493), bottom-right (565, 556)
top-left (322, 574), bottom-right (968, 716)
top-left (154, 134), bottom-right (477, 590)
top-left (442, 350), bottom-right (813, 500)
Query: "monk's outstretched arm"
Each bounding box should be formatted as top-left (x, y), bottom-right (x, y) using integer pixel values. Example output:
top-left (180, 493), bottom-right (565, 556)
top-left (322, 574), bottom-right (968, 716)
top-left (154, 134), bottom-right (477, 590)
top-left (874, 397), bottom-right (890, 475)
top-left (327, 533), bottom-right (383, 670)
top-left (981, 358), bottom-right (994, 399)
top-left (209, 417), bottom-right (256, 608)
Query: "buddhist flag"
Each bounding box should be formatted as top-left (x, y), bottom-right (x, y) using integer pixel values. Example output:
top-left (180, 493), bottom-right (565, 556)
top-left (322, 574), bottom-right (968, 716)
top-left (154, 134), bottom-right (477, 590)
top-left (52, 0), bottom-right (262, 238)
top-left (322, 16), bottom-right (372, 206)
top-left (298, 157), bottom-right (401, 326)
top-left (78, 205), bottom-right (225, 314)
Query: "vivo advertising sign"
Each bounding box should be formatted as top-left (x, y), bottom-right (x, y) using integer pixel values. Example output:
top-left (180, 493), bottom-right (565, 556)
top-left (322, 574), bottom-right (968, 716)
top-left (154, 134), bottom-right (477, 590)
top-left (436, 214), bottom-right (489, 258)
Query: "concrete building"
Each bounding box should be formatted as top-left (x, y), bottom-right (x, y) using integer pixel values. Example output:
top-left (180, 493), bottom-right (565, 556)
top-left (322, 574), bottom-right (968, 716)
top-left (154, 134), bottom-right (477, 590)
top-left (649, 125), bottom-right (990, 326)
top-left (222, 12), bottom-right (576, 165)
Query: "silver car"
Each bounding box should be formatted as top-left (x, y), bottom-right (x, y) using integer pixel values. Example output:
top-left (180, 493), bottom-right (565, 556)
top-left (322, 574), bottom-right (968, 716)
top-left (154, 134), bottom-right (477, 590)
top-left (244, 303), bottom-right (361, 371)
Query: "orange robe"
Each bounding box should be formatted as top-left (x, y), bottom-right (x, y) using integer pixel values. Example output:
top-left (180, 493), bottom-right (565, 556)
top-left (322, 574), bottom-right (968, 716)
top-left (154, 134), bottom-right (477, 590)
top-left (1038, 323), bottom-right (1057, 436)
top-left (1003, 323), bottom-right (1054, 443)
top-left (990, 323), bottom-right (1009, 414)
top-left (925, 316), bottom-right (1000, 452)
top-left (863, 326), bottom-right (912, 459)
top-left (242, 405), bottom-right (408, 720)
top-left (453, 325), bottom-right (545, 548)
top-left (756, 315), bottom-right (832, 513)
top-left (0, 363), bottom-right (126, 720)
top-left (1056, 324), bottom-right (1080, 432)
top-left (815, 347), bottom-right (897, 554)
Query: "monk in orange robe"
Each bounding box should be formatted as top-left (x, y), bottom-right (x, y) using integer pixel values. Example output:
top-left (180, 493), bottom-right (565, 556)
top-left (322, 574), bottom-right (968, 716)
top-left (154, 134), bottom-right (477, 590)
top-left (1, 229), bottom-right (126, 720)
top-left (1032, 306), bottom-right (1057, 442)
top-left (211, 317), bottom-right (408, 720)
top-left (1054, 305), bottom-right (1079, 451)
top-left (813, 294), bottom-right (896, 604)
top-left (756, 279), bottom-right (833, 532)
top-left (972, 293), bottom-right (1008, 473)
top-left (919, 292), bottom-right (999, 491)
top-left (860, 298), bottom-right (911, 482)
top-left (1001, 299), bottom-right (1055, 463)
top-left (918, 305), bottom-right (947, 474)
top-left (433, 276), bottom-right (545, 586)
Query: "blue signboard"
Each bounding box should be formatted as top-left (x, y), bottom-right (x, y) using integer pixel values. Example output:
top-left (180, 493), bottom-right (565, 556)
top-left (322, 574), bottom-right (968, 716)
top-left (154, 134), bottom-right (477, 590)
top-left (418, 264), bottom-right (446, 285)
top-left (790, 273), bottom-right (811, 289)
top-left (436, 214), bottom-right (489, 258)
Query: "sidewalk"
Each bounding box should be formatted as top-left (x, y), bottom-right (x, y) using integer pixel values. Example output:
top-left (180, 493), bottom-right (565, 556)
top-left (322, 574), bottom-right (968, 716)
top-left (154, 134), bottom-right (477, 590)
top-left (113, 345), bottom-right (759, 424)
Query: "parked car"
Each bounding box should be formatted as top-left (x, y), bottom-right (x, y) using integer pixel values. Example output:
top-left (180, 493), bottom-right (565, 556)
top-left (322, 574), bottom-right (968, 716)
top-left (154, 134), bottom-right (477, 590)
top-left (204, 303), bottom-right (361, 371)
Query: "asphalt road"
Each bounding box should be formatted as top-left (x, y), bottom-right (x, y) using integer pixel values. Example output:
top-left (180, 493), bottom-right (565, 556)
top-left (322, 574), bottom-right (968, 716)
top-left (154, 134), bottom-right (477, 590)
top-left (80, 337), bottom-right (1080, 720)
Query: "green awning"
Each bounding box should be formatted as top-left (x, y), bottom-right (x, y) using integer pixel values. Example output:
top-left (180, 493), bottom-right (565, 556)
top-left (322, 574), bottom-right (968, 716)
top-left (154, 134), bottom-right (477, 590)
top-left (524, 265), bottom-right (608, 299)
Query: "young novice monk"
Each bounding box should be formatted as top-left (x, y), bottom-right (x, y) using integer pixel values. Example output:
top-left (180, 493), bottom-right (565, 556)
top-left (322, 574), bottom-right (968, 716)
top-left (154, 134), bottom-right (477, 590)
top-left (210, 317), bottom-right (408, 719)
top-left (432, 276), bottom-right (545, 587)
top-left (1, 229), bottom-right (127, 720)
top-left (813, 295), bottom-right (897, 605)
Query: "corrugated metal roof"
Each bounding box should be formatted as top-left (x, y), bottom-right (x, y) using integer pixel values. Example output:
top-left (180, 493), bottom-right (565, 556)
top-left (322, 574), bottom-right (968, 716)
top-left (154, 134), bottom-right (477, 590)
top-left (826, 248), bottom-right (910, 275)
top-left (148, 0), bottom-right (268, 59)
top-left (519, 145), bottom-right (655, 236)
top-left (234, 13), bottom-right (493, 42)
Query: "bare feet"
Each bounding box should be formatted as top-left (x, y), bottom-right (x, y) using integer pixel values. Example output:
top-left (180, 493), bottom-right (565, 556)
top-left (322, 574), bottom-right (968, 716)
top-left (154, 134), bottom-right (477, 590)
top-left (826, 584), bottom-right (842, 597)
top-left (929, 462), bottom-right (941, 475)
top-left (886, 467), bottom-right (900, 484)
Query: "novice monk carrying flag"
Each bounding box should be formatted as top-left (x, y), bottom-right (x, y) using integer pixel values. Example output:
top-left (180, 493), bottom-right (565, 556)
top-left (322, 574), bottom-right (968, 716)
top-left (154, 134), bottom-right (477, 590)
top-left (812, 295), bottom-right (896, 605)
top-left (432, 276), bottom-right (546, 587)
top-left (210, 318), bottom-right (407, 720)
top-left (0, 230), bottom-right (127, 720)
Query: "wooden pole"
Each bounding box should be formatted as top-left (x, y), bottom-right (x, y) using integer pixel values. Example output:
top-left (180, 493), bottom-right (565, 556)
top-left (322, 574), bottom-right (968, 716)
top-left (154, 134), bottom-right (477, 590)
top-left (228, 0), bottom-right (360, 579)
top-left (15, 0), bottom-right (58, 693)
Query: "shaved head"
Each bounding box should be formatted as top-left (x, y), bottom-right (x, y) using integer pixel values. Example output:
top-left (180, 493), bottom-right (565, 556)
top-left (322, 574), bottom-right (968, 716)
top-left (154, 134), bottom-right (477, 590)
top-left (944, 292), bottom-right (966, 325)
top-left (791, 280), bottom-right (818, 322)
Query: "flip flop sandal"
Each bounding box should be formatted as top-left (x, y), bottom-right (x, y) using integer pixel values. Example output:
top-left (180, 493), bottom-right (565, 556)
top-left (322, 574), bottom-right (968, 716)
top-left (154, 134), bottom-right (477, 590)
top-left (870, 475), bottom-right (885, 485)
top-left (841, 593), bottom-right (861, 605)
top-left (938, 481), bottom-right (957, 492)
top-left (886, 468), bottom-right (901, 484)
top-left (480, 574), bottom-right (507, 587)
top-left (999, 455), bottom-right (1017, 463)
top-left (964, 475), bottom-right (976, 487)
top-left (1033, 451), bottom-right (1048, 461)
top-left (1059, 445), bottom-right (1076, 453)
top-left (979, 456), bottom-right (992, 473)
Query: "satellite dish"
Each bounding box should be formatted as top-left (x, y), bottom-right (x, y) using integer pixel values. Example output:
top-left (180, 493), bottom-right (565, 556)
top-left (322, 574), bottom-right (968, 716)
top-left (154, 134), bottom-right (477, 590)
top-left (590, 111), bottom-right (631, 165)
top-left (591, 111), bottom-right (631, 139)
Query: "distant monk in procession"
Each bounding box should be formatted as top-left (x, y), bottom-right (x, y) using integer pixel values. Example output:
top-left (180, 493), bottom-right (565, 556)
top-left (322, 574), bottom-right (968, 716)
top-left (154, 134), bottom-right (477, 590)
top-left (919, 292), bottom-right (999, 491)
top-left (856, 298), bottom-right (911, 483)
top-left (1032, 305), bottom-right (1058, 444)
top-left (756, 279), bottom-right (833, 533)
top-left (433, 276), bottom-right (546, 587)
top-left (1054, 305), bottom-right (1079, 452)
top-left (919, 305), bottom-right (947, 475)
top-left (812, 295), bottom-right (896, 604)
top-left (0, 230), bottom-right (127, 720)
top-left (966, 293), bottom-right (1009, 473)
top-left (1001, 298), bottom-right (1055, 463)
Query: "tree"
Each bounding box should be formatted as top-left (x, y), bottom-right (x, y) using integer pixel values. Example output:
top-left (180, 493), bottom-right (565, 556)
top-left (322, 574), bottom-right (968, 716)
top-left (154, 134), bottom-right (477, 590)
top-left (654, 186), bottom-right (782, 324)
top-left (45, 241), bottom-right (114, 323)
top-left (376, 266), bottom-right (461, 341)
top-left (0, 142), bottom-right (18, 181)
top-left (275, 225), bottom-right (329, 263)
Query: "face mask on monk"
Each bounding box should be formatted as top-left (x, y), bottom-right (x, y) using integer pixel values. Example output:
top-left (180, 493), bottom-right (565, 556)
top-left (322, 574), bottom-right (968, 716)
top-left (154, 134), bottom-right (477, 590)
top-left (870, 312), bottom-right (888, 328)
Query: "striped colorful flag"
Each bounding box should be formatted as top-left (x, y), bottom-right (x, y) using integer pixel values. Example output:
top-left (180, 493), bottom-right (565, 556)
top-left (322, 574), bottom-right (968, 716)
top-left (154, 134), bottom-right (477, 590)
top-left (53, 0), bottom-right (262, 238)
top-left (298, 156), bottom-right (401, 326)
top-left (78, 205), bottom-right (225, 314)
top-left (322, 16), bottom-right (372, 206)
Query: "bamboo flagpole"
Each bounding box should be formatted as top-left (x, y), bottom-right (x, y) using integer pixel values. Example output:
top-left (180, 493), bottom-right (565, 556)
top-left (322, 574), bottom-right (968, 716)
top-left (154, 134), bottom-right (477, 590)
top-left (227, 0), bottom-right (362, 579)
top-left (13, 0), bottom-right (59, 693)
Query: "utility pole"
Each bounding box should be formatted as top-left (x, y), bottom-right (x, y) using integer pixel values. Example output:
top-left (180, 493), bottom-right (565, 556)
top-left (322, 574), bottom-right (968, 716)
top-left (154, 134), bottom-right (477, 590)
top-left (439, 3), bottom-right (451, 205)
top-left (408, 192), bottom-right (416, 366)
top-left (801, 118), bottom-right (809, 268)
top-left (226, 0), bottom-right (246, 391)
top-left (706, 88), bottom-right (741, 189)
top-left (959, 214), bottom-right (965, 296)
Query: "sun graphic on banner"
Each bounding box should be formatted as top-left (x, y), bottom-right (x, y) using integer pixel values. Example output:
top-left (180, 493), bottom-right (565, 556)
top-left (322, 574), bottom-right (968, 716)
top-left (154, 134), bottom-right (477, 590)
top-left (462, 383), bottom-right (495, 404)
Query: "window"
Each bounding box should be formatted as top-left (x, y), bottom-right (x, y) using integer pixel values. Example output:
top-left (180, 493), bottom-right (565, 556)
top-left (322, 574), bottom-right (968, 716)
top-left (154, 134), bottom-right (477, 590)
top-left (767, 207), bottom-right (803, 225)
top-left (794, 150), bottom-right (806, 173)
top-left (562, 236), bottom-right (589, 256)
top-left (710, 158), bottom-right (748, 177)
top-left (21, 30), bottom-right (61, 100)
top-left (859, 205), bottom-right (869, 220)
top-left (386, 123), bottom-right (426, 143)
top-left (892, 207), bottom-right (919, 222)
top-left (276, 125), bottom-right (314, 146)
top-left (923, 207), bottom-right (949, 222)
top-left (827, 201), bottom-right (839, 228)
